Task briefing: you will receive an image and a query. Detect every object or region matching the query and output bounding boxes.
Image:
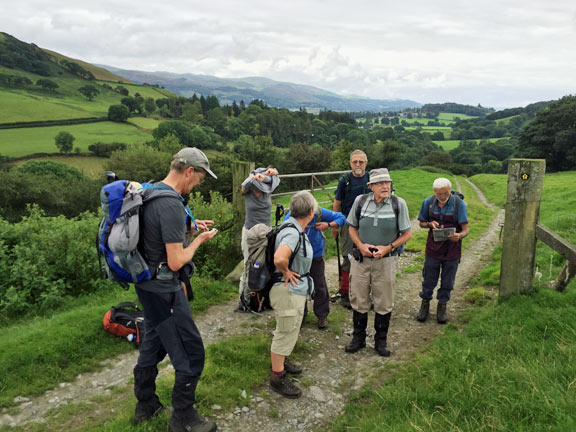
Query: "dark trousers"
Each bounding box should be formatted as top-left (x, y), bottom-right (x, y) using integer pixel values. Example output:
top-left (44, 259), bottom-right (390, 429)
top-left (136, 287), bottom-right (205, 379)
top-left (310, 257), bottom-right (330, 319)
top-left (419, 255), bottom-right (459, 304)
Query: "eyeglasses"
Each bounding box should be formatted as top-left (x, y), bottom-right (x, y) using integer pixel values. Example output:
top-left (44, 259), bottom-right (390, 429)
top-left (351, 160), bottom-right (366, 165)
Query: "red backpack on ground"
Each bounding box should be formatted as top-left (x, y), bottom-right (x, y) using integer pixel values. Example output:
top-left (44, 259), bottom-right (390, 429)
top-left (103, 302), bottom-right (145, 347)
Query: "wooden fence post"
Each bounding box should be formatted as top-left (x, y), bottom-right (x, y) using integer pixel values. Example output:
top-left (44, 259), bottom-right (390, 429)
top-left (499, 158), bottom-right (546, 299)
top-left (232, 161), bottom-right (254, 254)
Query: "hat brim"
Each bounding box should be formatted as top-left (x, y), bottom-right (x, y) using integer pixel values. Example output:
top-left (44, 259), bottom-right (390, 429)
top-left (205, 167), bottom-right (217, 179)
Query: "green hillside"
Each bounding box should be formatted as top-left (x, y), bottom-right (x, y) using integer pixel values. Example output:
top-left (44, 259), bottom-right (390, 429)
top-left (0, 67), bottom-right (177, 123)
top-left (0, 32), bottom-right (178, 125)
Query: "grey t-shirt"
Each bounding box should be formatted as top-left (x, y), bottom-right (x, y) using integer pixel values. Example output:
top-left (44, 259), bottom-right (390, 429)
top-left (243, 184), bottom-right (273, 229)
top-left (347, 193), bottom-right (411, 246)
top-left (136, 183), bottom-right (185, 292)
top-left (273, 217), bottom-right (314, 296)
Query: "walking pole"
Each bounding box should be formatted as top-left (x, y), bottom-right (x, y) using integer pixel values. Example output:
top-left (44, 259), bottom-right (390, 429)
top-left (336, 234), bottom-right (342, 291)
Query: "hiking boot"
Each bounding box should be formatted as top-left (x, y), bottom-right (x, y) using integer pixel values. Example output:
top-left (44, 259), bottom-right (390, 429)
top-left (345, 310), bottom-right (367, 353)
top-left (374, 312), bottom-right (391, 357)
top-left (416, 299), bottom-right (430, 322)
top-left (270, 372), bottom-right (302, 399)
top-left (133, 365), bottom-right (164, 425)
top-left (168, 416), bottom-right (217, 432)
top-left (345, 336), bottom-right (366, 353)
top-left (317, 317), bottom-right (328, 329)
top-left (134, 398), bottom-right (164, 425)
top-left (170, 375), bottom-right (217, 432)
top-left (437, 302), bottom-right (448, 324)
top-left (284, 359), bottom-right (303, 375)
top-left (340, 293), bottom-right (352, 310)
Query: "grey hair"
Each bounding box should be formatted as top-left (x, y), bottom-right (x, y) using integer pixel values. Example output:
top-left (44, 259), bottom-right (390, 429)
top-left (289, 191), bottom-right (318, 219)
top-left (433, 178), bottom-right (452, 189)
top-left (170, 158), bottom-right (204, 174)
top-left (350, 149), bottom-right (368, 162)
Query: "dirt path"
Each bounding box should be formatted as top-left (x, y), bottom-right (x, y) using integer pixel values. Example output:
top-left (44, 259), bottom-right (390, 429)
top-left (2, 187), bottom-right (504, 431)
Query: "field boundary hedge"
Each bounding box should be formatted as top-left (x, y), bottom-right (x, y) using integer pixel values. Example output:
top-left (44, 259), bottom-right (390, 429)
top-left (0, 117), bottom-right (108, 129)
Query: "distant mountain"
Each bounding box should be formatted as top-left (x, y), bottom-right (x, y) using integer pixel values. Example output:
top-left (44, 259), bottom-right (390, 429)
top-left (98, 66), bottom-right (421, 112)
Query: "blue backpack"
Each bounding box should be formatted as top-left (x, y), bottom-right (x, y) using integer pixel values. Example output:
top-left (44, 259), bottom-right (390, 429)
top-left (97, 180), bottom-right (188, 289)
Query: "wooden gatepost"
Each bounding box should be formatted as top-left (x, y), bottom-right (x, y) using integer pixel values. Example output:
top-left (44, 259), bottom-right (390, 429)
top-left (232, 161), bottom-right (254, 254)
top-left (499, 159), bottom-right (546, 299)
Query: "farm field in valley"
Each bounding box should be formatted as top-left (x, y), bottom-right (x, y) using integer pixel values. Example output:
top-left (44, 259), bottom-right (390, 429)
top-left (0, 121), bottom-right (152, 157)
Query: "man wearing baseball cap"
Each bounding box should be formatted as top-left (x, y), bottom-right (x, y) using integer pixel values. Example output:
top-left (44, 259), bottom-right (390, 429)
top-left (132, 147), bottom-right (218, 432)
top-left (344, 168), bottom-right (412, 357)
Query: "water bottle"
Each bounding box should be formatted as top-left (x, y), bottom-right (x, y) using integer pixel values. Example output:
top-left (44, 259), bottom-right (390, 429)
top-left (126, 333), bottom-right (135, 342)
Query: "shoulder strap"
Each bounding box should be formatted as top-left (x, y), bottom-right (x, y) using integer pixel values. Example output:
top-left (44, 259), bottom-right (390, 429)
top-left (391, 195), bottom-right (399, 233)
top-left (453, 195), bottom-right (461, 225)
top-left (339, 173), bottom-right (352, 203)
top-left (355, 193), bottom-right (370, 222)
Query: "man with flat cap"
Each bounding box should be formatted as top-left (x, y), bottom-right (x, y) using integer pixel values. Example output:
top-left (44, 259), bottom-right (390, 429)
top-left (132, 147), bottom-right (219, 432)
top-left (237, 167), bottom-right (280, 311)
top-left (344, 168), bottom-right (412, 357)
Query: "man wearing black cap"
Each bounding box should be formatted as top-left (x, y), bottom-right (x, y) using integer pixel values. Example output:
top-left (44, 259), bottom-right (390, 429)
top-left (344, 168), bottom-right (412, 357)
top-left (133, 147), bottom-right (219, 432)
top-left (237, 167), bottom-right (280, 311)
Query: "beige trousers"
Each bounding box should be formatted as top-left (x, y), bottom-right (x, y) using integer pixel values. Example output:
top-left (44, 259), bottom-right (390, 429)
top-left (349, 255), bottom-right (398, 314)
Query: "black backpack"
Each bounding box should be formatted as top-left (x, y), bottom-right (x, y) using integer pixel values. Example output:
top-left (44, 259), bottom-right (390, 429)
top-left (240, 206), bottom-right (308, 313)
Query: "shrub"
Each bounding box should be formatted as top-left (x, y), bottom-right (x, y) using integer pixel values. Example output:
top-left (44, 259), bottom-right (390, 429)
top-left (15, 160), bottom-right (84, 180)
top-left (185, 191), bottom-right (238, 278)
top-left (88, 142), bottom-right (127, 157)
top-left (0, 207), bottom-right (103, 318)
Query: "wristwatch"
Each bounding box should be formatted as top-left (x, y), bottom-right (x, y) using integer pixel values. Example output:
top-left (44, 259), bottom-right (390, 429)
top-left (389, 243), bottom-right (396, 253)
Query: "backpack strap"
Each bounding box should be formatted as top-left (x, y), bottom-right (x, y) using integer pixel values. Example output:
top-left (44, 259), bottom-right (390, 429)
top-left (354, 193), bottom-right (370, 222)
top-left (114, 301), bottom-right (140, 310)
top-left (428, 193), bottom-right (462, 229)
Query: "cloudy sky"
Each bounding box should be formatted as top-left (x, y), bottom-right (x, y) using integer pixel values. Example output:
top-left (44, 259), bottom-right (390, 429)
top-left (2, 0), bottom-right (575, 108)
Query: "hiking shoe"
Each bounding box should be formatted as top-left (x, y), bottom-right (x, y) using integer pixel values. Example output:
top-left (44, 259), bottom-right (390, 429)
top-left (284, 359), bottom-right (303, 375)
top-left (134, 399), bottom-right (164, 425)
top-left (416, 299), bottom-right (430, 322)
top-left (168, 417), bottom-right (217, 432)
top-left (345, 337), bottom-right (366, 353)
top-left (437, 302), bottom-right (448, 324)
top-left (317, 317), bottom-right (328, 329)
top-left (270, 372), bottom-right (302, 399)
top-left (340, 293), bottom-right (352, 310)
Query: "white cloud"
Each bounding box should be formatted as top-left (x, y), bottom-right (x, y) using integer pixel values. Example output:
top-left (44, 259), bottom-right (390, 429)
top-left (1, 0), bottom-right (575, 106)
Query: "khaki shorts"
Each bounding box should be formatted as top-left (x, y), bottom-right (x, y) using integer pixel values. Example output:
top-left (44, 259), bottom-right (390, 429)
top-left (269, 283), bottom-right (307, 356)
top-left (350, 255), bottom-right (398, 314)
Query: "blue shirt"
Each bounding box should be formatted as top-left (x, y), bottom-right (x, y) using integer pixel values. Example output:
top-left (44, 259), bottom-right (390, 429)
top-left (418, 194), bottom-right (468, 225)
top-left (283, 208), bottom-right (346, 258)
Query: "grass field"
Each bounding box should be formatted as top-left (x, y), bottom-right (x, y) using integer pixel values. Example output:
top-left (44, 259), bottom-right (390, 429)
top-left (437, 112), bottom-right (476, 121)
top-left (127, 117), bottom-right (162, 131)
top-left (434, 137), bottom-right (503, 151)
top-left (0, 121), bottom-right (152, 157)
